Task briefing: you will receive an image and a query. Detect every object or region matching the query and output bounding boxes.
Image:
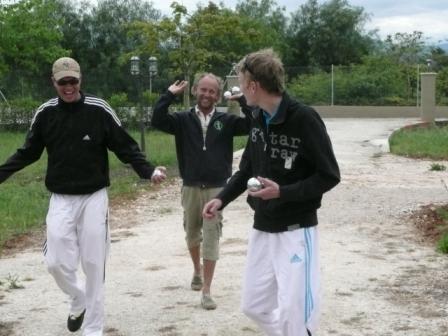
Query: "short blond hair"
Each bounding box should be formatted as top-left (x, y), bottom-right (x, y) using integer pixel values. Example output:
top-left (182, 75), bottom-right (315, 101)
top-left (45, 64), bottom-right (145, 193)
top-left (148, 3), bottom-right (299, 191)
top-left (236, 48), bottom-right (285, 94)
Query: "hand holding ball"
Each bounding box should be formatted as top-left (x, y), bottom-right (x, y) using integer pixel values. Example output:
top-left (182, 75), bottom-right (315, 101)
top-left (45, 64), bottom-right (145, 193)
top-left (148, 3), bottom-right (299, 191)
top-left (247, 177), bottom-right (263, 192)
top-left (224, 87), bottom-right (241, 99)
top-left (153, 169), bottom-right (163, 177)
top-left (231, 86), bottom-right (241, 94)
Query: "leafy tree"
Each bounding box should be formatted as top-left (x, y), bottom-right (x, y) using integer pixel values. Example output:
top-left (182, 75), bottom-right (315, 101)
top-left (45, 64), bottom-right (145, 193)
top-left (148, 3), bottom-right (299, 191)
top-left (191, 2), bottom-right (285, 74)
top-left (52, 0), bottom-right (94, 67)
top-left (381, 31), bottom-right (428, 101)
top-left (286, 0), bottom-right (375, 66)
top-left (426, 47), bottom-right (448, 105)
top-left (0, 0), bottom-right (67, 98)
top-left (382, 31), bottom-right (426, 64)
top-left (428, 46), bottom-right (448, 69)
top-left (126, 2), bottom-right (199, 106)
top-left (128, 1), bottom-right (282, 106)
top-left (54, 0), bottom-right (161, 98)
top-left (284, 0), bottom-right (319, 66)
top-left (235, 0), bottom-right (288, 56)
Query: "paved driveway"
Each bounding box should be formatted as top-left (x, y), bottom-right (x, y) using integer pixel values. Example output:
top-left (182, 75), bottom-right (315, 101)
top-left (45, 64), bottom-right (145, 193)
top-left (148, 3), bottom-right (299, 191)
top-left (1, 118), bottom-right (447, 336)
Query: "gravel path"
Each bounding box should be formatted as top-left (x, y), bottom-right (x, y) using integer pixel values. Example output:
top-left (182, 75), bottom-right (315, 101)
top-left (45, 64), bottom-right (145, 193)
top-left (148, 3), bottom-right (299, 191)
top-left (1, 118), bottom-right (447, 336)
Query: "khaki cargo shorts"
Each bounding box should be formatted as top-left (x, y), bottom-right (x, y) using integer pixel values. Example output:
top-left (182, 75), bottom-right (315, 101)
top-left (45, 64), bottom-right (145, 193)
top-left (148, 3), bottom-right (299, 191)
top-left (181, 185), bottom-right (223, 261)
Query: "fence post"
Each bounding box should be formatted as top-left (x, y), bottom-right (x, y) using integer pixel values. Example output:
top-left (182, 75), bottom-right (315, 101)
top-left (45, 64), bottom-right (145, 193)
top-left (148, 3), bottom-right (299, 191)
top-left (331, 64), bottom-right (334, 106)
top-left (420, 72), bottom-right (437, 123)
top-left (416, 64), bottom-right (420, 107)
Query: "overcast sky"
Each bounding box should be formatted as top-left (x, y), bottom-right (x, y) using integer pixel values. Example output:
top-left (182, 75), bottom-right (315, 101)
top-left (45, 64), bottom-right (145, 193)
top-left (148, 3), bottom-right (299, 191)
top-left (160, 0), bottom-right (448, 43)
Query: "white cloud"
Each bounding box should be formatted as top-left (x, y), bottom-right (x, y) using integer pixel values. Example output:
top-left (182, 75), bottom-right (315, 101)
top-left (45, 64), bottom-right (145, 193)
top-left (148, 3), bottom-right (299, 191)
top-left (366, 10), bottom-right (448, 42)
top-left (74, 0), bottom-right (440, 44)
top-left (165, 0), bottom-right (448, 42)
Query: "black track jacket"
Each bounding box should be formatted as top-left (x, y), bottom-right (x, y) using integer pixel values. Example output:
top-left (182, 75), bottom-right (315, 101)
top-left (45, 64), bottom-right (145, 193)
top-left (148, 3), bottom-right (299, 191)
top-left (216, 93), bottom-right (341, 233)
top-left (151, 91), bottom-right (251, 187)
top-left (0, 92), bottom-right (155, 194)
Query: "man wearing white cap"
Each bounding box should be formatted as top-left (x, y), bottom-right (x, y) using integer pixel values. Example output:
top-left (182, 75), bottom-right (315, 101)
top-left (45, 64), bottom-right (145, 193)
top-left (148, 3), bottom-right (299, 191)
top-left (0, 57), bottom-right (166, 336)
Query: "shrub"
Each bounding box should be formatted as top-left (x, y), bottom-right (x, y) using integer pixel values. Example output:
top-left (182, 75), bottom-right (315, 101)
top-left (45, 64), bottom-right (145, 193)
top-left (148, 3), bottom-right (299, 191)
top-left (0, 97), bottom-right (40, 130)
top-left (430, 163), bottom-right (446, 171)
top-left (108, 92), bottom-right (140, 129)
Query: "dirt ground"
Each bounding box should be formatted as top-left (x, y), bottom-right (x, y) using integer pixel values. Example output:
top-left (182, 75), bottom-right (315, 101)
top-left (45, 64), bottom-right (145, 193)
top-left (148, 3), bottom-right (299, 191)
top-left (412, 204), bottom-right (448, 245)
top-left (1, 118), bottom-right (447, 336)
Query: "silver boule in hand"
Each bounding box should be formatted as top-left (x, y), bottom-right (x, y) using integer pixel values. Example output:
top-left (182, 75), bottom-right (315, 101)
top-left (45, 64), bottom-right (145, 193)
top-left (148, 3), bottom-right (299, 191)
top-left (247, 177), bottom-right (263, 192)
top-left (153, 169), bottom-right (163, 177)
top-left (231, 86), bottom-right (241, 94)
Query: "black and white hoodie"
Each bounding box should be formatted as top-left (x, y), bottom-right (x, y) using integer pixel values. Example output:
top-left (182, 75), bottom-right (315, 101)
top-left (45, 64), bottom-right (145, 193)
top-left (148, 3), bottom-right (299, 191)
top-left (0, 92), bottom-right (155, 194)
top-left (217, 93), bottom-right (341, 233)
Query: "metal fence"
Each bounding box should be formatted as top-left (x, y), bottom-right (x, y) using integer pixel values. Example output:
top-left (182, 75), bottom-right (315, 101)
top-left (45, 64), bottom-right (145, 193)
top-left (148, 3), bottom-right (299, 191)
top-left (284, 65), bottom-right (447, 107)
top-left (1, 64), bottom-right (447, 128)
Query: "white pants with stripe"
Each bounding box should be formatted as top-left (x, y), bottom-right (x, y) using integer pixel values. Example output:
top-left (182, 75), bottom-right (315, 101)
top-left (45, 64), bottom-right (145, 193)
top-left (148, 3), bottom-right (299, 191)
top-left (44, 188), bottom-right (110, 336)
top-left (241, 227), bottom-right (320, 336)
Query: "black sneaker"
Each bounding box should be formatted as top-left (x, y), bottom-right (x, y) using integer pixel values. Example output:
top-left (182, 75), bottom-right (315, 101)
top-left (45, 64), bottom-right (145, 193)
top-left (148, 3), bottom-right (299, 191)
top-left (67, 309), bottom-right (85, 332)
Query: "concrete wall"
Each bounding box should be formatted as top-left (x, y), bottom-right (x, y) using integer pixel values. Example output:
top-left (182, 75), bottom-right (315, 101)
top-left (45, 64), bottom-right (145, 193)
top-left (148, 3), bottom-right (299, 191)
top-left (221, 71), bottom-right (448, 120)
top-left (314, 105), bottom-right (448, 118)
top-left (217, 105), bottom-right (448, 118)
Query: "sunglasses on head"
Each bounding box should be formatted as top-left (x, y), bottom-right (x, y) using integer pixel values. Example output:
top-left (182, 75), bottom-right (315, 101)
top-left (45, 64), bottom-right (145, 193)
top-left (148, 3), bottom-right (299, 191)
top-left (56, 78), bottom-right (79, 86)
top-left (243, 58), bottom-right (257, 80)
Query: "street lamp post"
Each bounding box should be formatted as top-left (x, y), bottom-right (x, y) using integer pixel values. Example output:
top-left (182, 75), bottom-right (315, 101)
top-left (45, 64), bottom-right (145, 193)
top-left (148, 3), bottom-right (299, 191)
top-left (130, 55), bottom-right (140, 76)
top-left (130, 56), bottom-right (145, 153)
top-left (148, 56), bottom-right (158, 105)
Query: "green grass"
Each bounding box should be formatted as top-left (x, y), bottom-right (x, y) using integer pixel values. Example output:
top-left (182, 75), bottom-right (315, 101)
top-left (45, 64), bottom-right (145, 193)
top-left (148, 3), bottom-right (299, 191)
top-left (390, 124), bottom-right (448, 254)
top-left (0, 132), bottom-right (49, 244)
top-left (437, 234), bottom-right (448, 254)
top-left (0, 129), bottom-right (247, 250)
top-left (389, 124), bottom-right (448, 160)
top-left (435, 207), bottom-right (448, 254)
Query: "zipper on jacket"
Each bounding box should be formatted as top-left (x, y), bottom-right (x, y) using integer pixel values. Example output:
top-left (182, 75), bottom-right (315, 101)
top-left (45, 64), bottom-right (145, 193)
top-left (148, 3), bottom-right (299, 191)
top-left (203, 125), bottom-right (207, 151)
top-left (202, 112), bottom-right (219, 151)
top-left (193, 111), bottom-right (208, 151)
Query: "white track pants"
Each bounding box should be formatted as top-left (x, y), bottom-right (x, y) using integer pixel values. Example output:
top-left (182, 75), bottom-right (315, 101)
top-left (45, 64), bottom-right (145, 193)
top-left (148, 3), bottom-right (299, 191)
top-left (44, 188), bottom-right (109, 336)
top-left (241, 227), bottom-right (320, 336)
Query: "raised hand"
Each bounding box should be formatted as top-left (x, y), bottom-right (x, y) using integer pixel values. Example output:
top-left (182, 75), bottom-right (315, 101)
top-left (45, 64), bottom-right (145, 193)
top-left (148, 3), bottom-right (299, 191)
top-left (168, 80), bottom-right (188, 96)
